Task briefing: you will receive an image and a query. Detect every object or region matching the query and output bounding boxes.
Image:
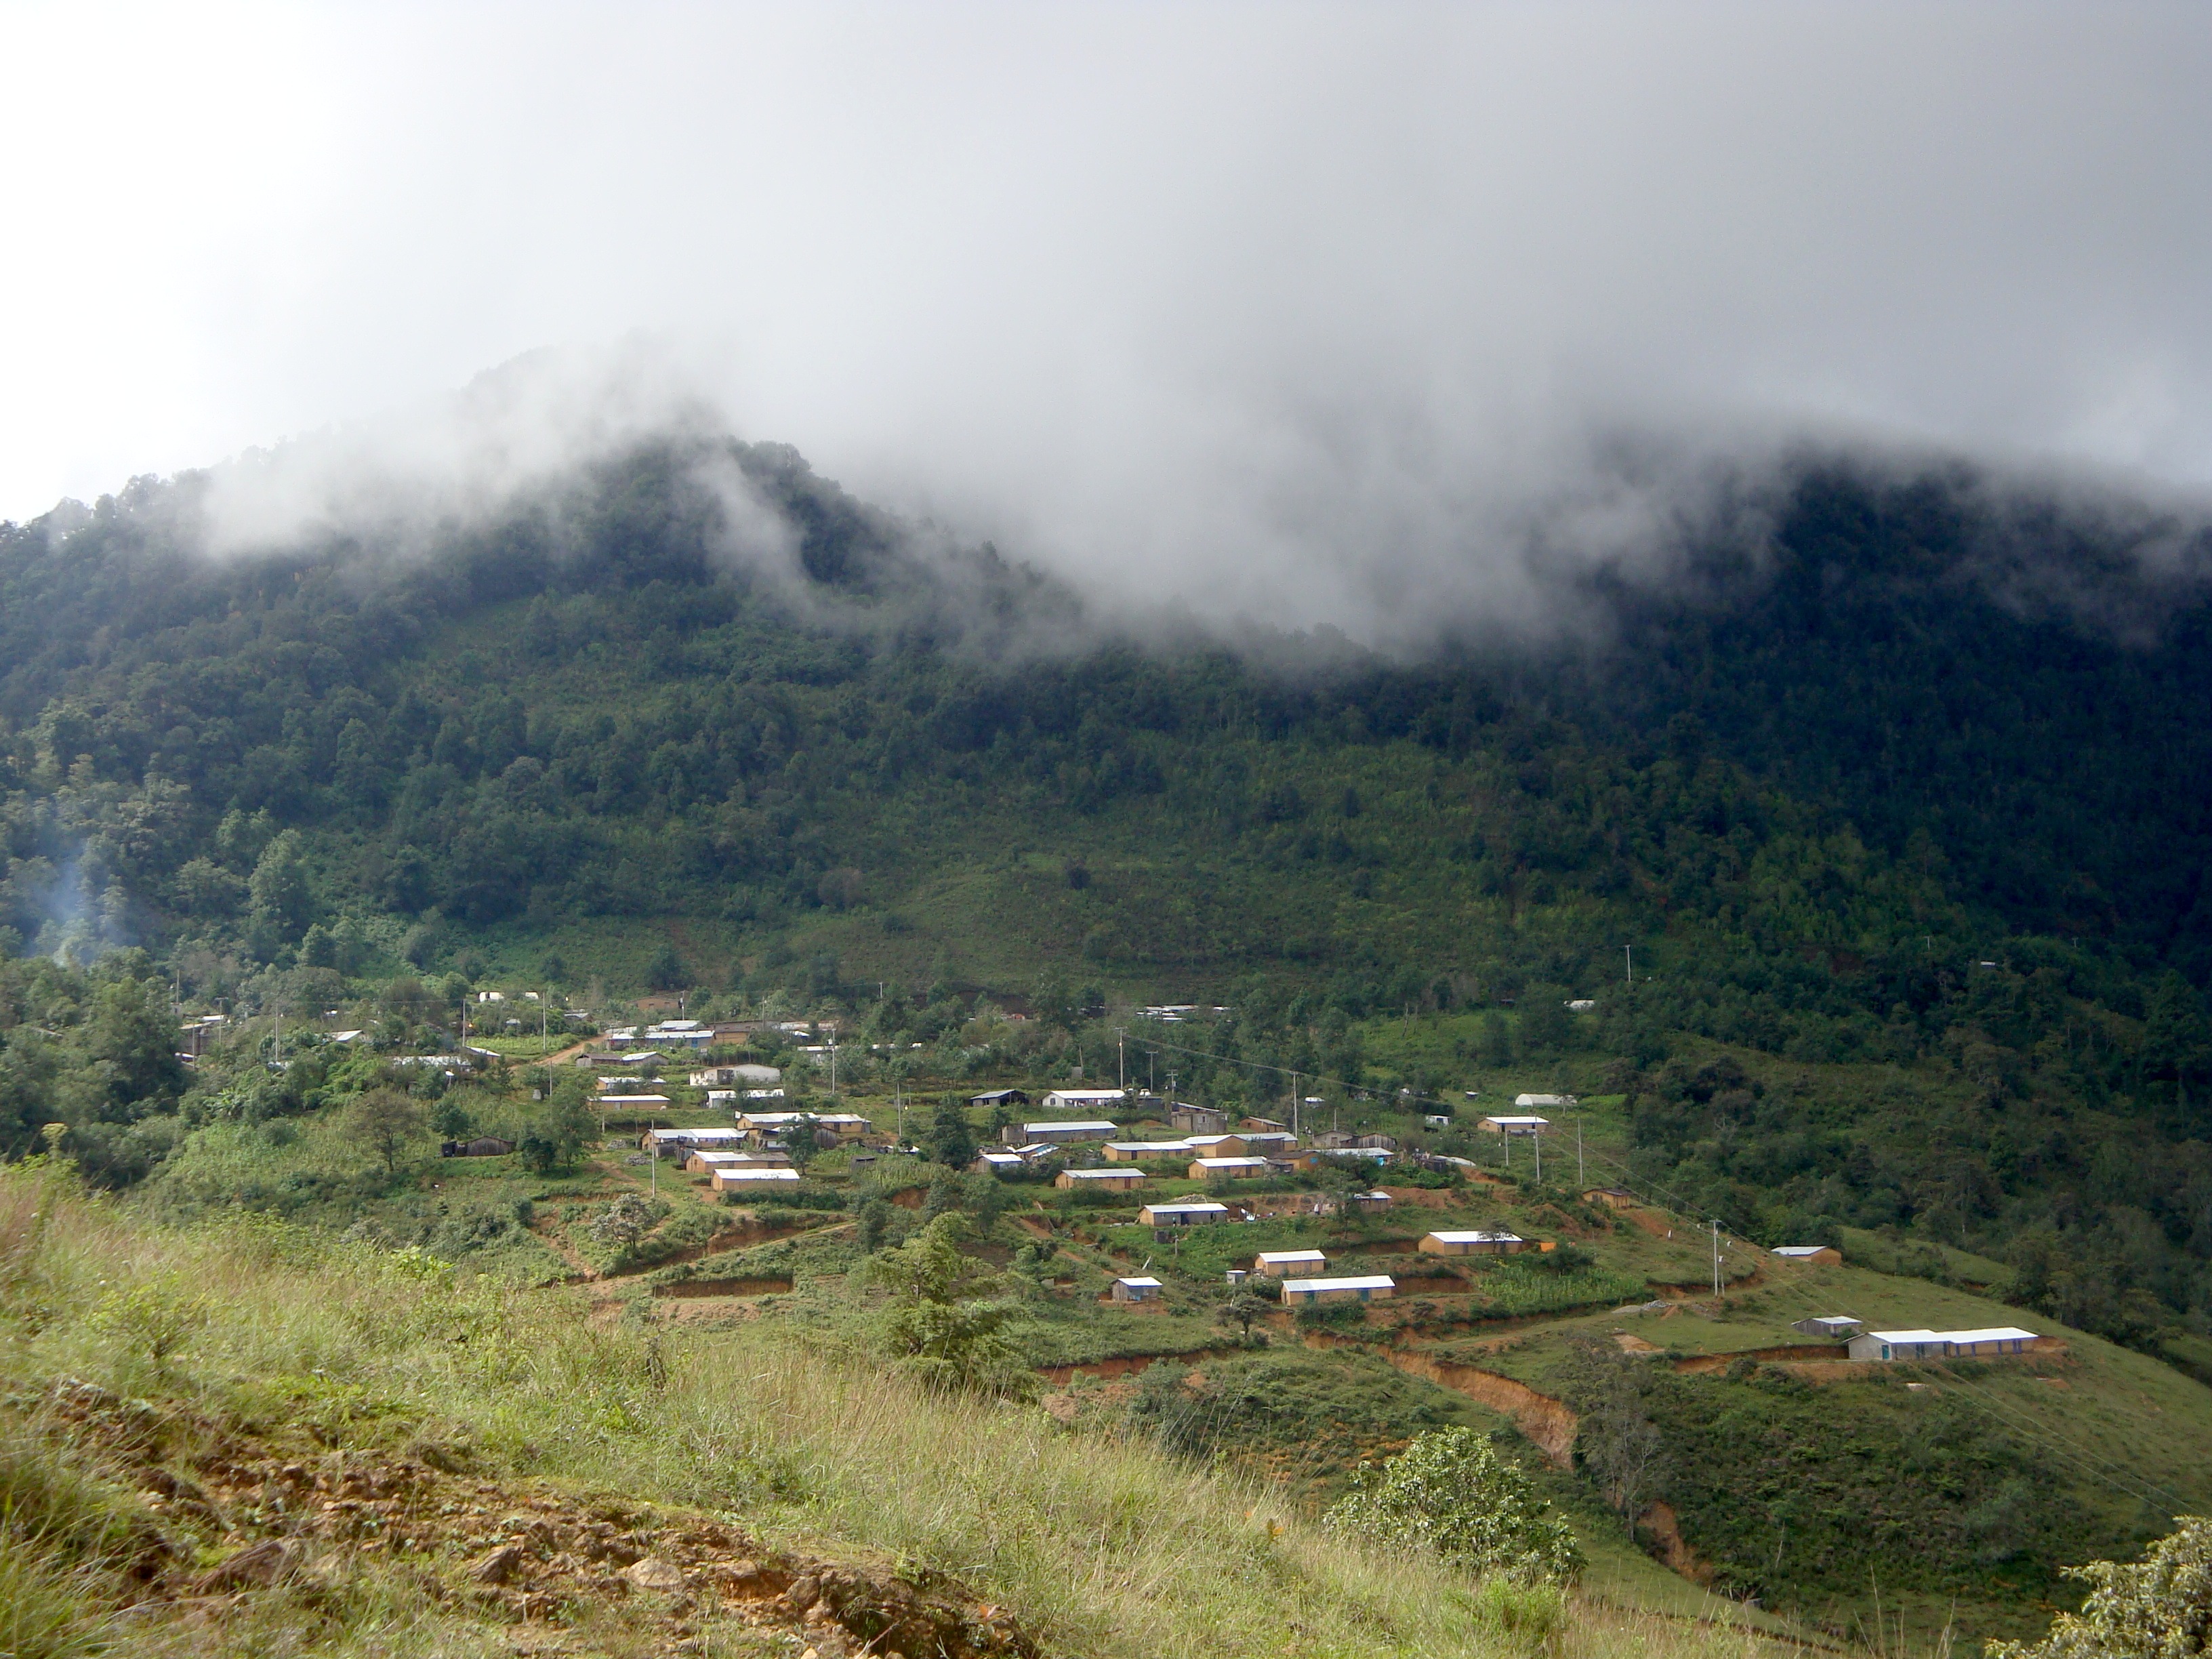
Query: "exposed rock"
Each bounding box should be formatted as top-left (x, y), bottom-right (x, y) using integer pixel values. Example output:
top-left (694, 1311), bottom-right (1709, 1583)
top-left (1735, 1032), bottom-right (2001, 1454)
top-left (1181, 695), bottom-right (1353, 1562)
top-left (191, 1538), bottom-right (296, 1593)
top-left (623, 1555), bottom-right (688, 1593)
top-left (470, 1543), bottom-right (531, 1585)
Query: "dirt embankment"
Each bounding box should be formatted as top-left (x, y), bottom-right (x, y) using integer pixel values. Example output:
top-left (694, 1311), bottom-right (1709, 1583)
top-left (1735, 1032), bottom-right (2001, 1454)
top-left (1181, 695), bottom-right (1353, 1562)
top-left (1671, 1344), bottom-right (1849, 1374)
top-left (42, 1378), bottom-right (1039, 1659)
top-left (1637, 1500), bottom-right (1714, 1584)
top-left (1349, 1345), bottom-right (1580, 1469)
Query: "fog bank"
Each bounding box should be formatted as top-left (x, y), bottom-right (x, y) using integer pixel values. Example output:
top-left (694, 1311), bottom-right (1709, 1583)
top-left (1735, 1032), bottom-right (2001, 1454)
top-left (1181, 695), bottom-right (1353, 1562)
top-left (8, 3), bottom-right (2212, 642)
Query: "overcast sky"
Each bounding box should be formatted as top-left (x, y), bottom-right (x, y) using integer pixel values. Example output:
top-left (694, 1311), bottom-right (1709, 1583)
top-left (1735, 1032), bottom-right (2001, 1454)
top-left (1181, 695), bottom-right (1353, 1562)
top-left (5, 3), bottom-right (2210, 637)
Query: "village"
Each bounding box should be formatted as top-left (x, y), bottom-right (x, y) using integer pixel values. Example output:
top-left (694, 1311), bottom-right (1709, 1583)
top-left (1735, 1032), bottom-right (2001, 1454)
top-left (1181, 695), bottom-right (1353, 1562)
top-left (545, 1019), bottom-right (2045, 1372)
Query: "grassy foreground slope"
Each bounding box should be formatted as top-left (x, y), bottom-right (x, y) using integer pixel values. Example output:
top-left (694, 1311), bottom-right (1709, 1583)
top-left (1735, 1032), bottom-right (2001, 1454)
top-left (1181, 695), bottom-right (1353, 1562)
top-left (1, 1163), bottom-right (1784, 1659)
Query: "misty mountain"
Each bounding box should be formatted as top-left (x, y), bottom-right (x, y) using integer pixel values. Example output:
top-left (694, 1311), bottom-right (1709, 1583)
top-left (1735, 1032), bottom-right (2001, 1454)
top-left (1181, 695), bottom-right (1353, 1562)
top-left (7, 434), bottom-right (2212, 1359)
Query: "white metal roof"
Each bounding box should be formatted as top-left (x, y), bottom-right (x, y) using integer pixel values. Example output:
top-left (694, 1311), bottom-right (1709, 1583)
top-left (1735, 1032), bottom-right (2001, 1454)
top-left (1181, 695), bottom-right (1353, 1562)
top-left (602, 1094), bottom-right (672, 1105)
top-left (1116, 1276), bottom-right (1164, 1288)
top-left (1041, 1090), bottom-right (1130, 1102)
top-left (1105, 1141), bottom-right (1194, 1153)
top-left (1866, 1330), bottom-right (1945, 1345)
top-left (1282, 1275), bottom-right (1397, 1292)
top-left (1143, 1201), bottom-right (1229, 1214)
top-left (713, 1167), bottom-right (802, 1182)
top-left (1063, 1167), bottom-right (1145, 1180)
top-left (1256, 1250), bottom-right (1327, 1264)
top-left (1193, 1156), bottom-right (1270, 1168)
top-left (1804, 1315), bottom-right (1863, 1328)
top-left (1022, 1120), bottom-right (1121, 1134)
top-left (1481, 1115), bottom-right (1551, 1129)
top-left (1773, 1245), bottom-right (1835, 1258)
top-left (1426, 1230), bottom-right (1525, 1244)
top-left (1942, 1327), bottom-right (2039, 1344)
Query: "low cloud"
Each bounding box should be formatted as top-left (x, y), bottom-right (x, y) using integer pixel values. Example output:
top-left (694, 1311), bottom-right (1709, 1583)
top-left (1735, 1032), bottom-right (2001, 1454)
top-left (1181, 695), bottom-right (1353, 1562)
top-left (11, 6), bottom-right (2212, 647)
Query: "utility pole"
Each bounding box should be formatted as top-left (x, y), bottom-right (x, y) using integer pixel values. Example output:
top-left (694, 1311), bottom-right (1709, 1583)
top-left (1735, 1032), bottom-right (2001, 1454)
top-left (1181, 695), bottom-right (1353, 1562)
top-left (1576, 1117), bottom-right (1584, 1189)
top-left (1711, 1220), bottom-right (1721, 1298)
top-left (1118, 1029), bottom-right (1125, 1090)
top-left (1533, 1126), bottom-right (1542, 1183)
top-left (1624, 945), bottom-right (1633, 987)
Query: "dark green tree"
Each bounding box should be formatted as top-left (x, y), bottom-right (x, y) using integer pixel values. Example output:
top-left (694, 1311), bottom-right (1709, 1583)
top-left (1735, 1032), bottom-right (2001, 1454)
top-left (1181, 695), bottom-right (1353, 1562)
top-left (928, 1098), bottom-right (977, 1168)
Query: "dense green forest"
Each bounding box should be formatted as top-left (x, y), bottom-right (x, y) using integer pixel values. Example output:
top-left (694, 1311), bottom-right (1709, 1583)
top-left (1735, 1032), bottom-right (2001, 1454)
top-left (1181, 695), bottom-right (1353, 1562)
top-left (5, 434), bottom-right (2212, 1361)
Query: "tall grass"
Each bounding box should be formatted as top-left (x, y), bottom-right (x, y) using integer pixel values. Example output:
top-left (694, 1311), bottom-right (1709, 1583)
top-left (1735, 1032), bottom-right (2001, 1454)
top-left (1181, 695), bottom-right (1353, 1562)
top-left (0, 1165), bottom-right (1790, 1659)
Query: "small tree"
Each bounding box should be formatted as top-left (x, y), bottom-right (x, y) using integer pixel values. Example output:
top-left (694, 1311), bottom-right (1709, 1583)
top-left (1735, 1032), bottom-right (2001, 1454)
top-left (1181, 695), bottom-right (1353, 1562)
top-left (645, 942), bottom-right (687, 993)
top-left (1218, 1288), bottom-right (1271, 1342)
top-left (1988, 1516), bottom-right (2212, 1659)
top-left (1325, 1427), bottom-right (1582, 1584)
top-left (1479, 1009), bottom-right (1513, 1069)
top-left (1311, 1162), bottom-right (1369, 1235)
top-left (928, 1098), bottom-right (977, 1168)
top-left (344, 1088), bottom-right (427, 1179)
top-left (861, 1212), bottom-right (1035, 1397)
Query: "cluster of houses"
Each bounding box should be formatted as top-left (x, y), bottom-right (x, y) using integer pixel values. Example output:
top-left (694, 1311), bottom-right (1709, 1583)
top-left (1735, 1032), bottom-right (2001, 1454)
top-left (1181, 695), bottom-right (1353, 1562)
top-left (970, 1091), bottom-right (1423, 1195)
top-left (1111, 1229), bottom-right (1548, 1306)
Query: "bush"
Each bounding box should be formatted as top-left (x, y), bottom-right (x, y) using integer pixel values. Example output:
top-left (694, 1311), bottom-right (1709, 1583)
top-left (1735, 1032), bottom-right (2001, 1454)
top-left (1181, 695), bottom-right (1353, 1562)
top-left (1325, 1427), bottom-right (1582, 1585)
top-left (1987, 1515), bottom-right (2212, 1659)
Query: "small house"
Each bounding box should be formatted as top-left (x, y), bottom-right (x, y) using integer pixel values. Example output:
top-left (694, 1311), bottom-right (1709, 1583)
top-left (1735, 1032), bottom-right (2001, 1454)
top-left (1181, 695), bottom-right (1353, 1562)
top-left (1191, 1155), bottom-right (1271, 1181)
top-left (1139, 1201), bottom-right (1230, 1227)
top-left (1255, 1249), bottom-right (1328, 1277)
top-left (1347, 1190), bottom-right (1392, 1212)
top-left (641, 1126), bottom-right (745, 1157)
top-left (1111, 1276), bottom-right (1163, 1303)
top-left (690, 1149), bottom-right (791, 1172)
top-left (1772, 1245), bottom-right (1843, 1267)
top-left (1423, 1114), bottom-right (1452, 1129)
top-left (1170, 1103), bottom-right (1229, 1135)
top-left (1419, 1229), bottom-right (1529, 1256)
top-left (1942, 1327), bottom-right (2040, 1358)
top-left (710, 1166), bottom-right (804, 1191)
top-left (1478, 1115), bottom-right (1550, 1136)
top-left (1006, 1120), bottom-right (1120, 1146)
top-left (601, 1094), bottom-right (674, 1113)
top-left (1040, 1089), bottom-right (1129, 1115)
top-left (1791, 1315), bottom-right (1865, 1340)
top-left (1239, 1116), bottom-right (1289, 1133)
top-left (970, 1088), bottom-right (1031, 1110)
top-left (1240, 1131), bottom-right (1299, 1154)
top-left (1185, 1133), bottom-right (1253, 1158)
top-left (1102, 1140), bottom-right (1195, 1162)
top-left (440, 1136), bottom-right (514, 1158)
top-left (974, 1149), bottom-right (1028, 1174)
top-left (1355, 1133), bottom-right (1399, 1152)
top-left (1845, 1329), bottom-right (1950, 1362)
top-left (1056, 1168), bottom-right (1147, 1192)
top-left (1280, 1275), bottom-right (1397, 1305)
top-left (737, 1111), bottom-right (873, 1141)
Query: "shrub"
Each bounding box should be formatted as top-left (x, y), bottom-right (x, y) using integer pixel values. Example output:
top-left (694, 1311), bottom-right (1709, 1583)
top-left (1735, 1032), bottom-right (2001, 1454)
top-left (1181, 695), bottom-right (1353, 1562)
top-left (1324, 1427), bottom-right (1582, 1585)
top-left (1987, 1515), bottom-right (2212, 1659)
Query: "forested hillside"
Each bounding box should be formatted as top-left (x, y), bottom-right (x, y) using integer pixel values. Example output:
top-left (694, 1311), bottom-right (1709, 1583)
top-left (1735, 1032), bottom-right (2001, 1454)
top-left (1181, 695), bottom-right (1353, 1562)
top-left (5, 434), bottom-right (2212, 1359)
